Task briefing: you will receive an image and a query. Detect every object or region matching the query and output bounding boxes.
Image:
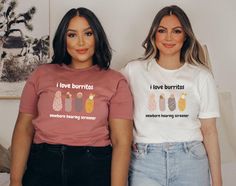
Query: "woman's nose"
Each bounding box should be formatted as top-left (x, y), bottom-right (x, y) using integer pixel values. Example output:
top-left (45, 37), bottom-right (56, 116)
top-left (165, 31), bottom-right (172, 41)
top-left (78, 35), bottom-right (85, 46)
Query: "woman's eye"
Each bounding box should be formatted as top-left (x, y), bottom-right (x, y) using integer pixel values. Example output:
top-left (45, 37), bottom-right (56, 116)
top-left (67, 33), bottom-right (77, 38)
top-left (173, 29), bottom-right (182, 34)
top-left (157, 29), bottom-right (166, 33)
top-left (85, 31), bottom-right (93, 37)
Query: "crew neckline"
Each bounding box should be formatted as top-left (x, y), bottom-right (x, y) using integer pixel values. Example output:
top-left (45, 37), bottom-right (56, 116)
top-left (149, 59), bottom-right (187, 73)
top-left (61, 64), bottom-right (99, 72)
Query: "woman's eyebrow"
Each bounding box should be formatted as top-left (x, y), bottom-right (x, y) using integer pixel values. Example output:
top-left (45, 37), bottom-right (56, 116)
top-left (66, 27), bottom-right (92, 32)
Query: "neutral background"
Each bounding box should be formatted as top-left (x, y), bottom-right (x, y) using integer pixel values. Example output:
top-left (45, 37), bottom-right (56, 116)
top-left (0, 0), bottom-right (236, 184)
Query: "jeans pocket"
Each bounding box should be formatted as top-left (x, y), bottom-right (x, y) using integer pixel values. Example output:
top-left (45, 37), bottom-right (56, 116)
top-left (188, 142), bottom-right (207, 160)
top-left (90, 147), bottom-right (112, 161)
top-left (29, 145), bottom-right (43, 159)
top-left (132, 150), bottom-right (145, 160)
top-left (27, 145), bottom-right (44, 171)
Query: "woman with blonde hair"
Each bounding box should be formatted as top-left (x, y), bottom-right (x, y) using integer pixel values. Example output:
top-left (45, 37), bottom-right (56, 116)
top-left (122, 5), bottom-right (222, 186)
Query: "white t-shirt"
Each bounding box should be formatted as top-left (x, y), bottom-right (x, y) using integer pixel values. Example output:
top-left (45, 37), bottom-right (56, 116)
top-left (121, 59), bottom-right (220, 143)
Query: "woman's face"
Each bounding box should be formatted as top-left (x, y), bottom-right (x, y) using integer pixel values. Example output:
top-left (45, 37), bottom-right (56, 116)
top-left (155, 15), bottom-right (185, 57)
top-left (66, 16), bottom-right (95, 69)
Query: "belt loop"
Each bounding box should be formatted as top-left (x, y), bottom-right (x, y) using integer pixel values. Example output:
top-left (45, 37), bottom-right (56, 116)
top-left (144, 144), bottom-right (148, 154)
top-left (61, 145), bottom-right (66, 152)
top-left (183, 142), bottom-right (188, 153)
top-left (132, 143), bottom-right (138, 152)
top-left (41, 143), bottom-right (46, 150)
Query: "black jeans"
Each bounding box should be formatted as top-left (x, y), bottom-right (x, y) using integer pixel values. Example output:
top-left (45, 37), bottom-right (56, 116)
top-left (23, 143), bottom-right (112, 186)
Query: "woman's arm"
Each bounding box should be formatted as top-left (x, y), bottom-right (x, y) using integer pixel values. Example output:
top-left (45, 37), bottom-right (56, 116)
top-left (109, 118), bottom-right (133, 186)
top-left (10, 112), bottom-right (34, 186)
top-left (200, 118), bottom-right (222, 186)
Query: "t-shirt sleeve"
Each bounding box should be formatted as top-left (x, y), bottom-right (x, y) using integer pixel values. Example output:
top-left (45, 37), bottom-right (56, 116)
top-left (120, 63), bottom-right (130, 83)
top-left (198, 72), bottom-right (220, 118)
top-left (19, 69), bottom-right (39, 115)
top-left (109, 78), bottom-right (133, 120)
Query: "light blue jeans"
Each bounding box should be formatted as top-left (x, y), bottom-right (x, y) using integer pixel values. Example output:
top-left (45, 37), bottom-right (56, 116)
top-left (128, 141), bottom-right (210, 186)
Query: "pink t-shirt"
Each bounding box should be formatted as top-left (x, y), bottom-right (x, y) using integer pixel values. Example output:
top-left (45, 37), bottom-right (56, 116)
top-left (20, 64), bottom-right (133, 146)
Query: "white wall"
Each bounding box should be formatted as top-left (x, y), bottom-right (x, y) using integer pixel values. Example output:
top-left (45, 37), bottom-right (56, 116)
top-left (49, 0), bottom-right (236, 110)
top-left (1, 0), bottom-right (236, 183)
top-left (0, 100), bottom-right (19, 147)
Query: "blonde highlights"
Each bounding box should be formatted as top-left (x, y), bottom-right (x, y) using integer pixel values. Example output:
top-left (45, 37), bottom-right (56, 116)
top-left (141, 5), bottom-right (210, 70)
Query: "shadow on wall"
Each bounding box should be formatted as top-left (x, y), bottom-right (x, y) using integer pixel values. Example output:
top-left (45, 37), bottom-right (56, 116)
top-left (203, 45), bottom-right (236, 163)
top-left (217, 91), bottom-right (236, 163)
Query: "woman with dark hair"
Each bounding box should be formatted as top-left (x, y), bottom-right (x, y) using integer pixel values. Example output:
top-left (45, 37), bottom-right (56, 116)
top-left (122, 5), bottom-right (222, 186)
top-left (10, 7), bottom-right (133, 186)
top-left (51, 7), bottom-right (111, 69)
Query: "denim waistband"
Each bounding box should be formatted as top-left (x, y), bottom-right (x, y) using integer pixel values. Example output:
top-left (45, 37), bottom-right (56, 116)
top-left (31, 143), bottom-right (112, 152)
top-left (132, 141), bottom-right (203, 153)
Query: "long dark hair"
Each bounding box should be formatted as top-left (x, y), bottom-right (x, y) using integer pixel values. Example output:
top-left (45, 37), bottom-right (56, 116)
top-left (142, 5), bottom-right (208, 68)
top-left (51, 7), bottom-right (112, 69)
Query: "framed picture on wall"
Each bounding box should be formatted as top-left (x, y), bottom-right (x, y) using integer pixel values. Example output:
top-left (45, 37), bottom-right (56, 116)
top-left (0, 0), bottom-right (50, 99)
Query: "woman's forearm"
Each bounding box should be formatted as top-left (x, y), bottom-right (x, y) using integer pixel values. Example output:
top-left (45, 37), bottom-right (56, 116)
top-left (109, 119), bottom-right (133, 186)
top-left (10, 129), bottom-right (33, 183)
top-left (201, 119), bottom-right (222, 186)
top-left (203, 131), bottom-right (222, 186)
top-left (10, 113), bottom-right (34, 185)
top-left (111, 143), bottom-right (131, 186)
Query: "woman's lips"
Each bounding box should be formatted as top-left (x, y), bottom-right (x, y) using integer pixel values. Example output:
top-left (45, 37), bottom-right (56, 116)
top-left (163, 43), bottom-right (175, 48)
top-left (76, 49), bottom-right (88, 54)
